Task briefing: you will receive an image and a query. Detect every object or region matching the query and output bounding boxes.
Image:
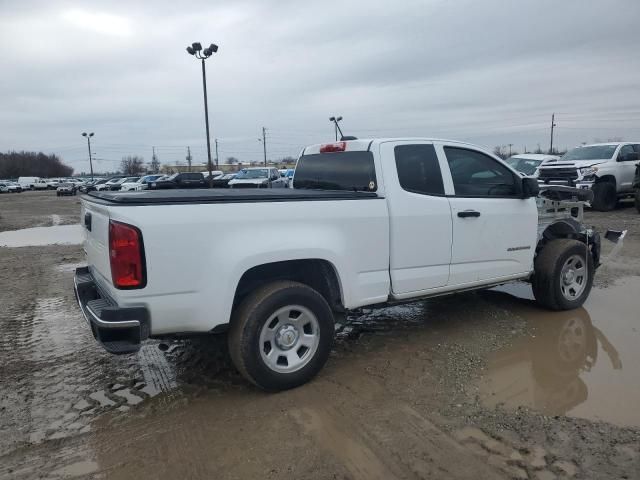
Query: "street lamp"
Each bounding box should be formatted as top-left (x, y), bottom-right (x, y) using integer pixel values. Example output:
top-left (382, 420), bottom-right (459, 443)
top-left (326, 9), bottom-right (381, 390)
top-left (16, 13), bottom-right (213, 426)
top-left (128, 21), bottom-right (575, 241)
top-left (186, 41), bottom-right (219, 187)
top-left (81, 132), bottom-right (94, 180)
top-left (329, 116), bottom-right (343, 141)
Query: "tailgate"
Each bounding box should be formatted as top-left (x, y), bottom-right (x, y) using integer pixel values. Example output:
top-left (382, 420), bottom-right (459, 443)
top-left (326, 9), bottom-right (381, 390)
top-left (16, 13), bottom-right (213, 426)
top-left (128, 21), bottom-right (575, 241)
top-left (81, 198), bottom-right (112, 285)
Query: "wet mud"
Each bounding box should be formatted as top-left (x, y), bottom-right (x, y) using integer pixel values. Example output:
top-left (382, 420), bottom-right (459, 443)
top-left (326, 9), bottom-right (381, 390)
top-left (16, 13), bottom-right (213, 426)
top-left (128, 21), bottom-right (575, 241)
top-left (1, 193), bottom-right (640, 479)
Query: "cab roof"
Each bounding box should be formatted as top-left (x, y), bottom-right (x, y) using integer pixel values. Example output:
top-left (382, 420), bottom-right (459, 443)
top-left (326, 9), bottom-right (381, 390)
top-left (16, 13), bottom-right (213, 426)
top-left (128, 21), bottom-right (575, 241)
top-left (302, 138), bottom-right (489, 155)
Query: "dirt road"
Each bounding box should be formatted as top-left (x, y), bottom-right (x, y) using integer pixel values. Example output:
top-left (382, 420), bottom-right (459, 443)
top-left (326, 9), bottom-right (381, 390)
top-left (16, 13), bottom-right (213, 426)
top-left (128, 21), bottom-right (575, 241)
top-left (1, 191), bottom-right (639, 479)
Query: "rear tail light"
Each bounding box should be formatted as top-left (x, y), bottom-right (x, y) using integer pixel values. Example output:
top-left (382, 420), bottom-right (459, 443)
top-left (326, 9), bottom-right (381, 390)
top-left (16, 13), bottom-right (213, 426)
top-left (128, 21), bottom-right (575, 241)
top-left (109, 220), bottom-right (146, 289)
top-left (320, 141), bottom-right (347, 153)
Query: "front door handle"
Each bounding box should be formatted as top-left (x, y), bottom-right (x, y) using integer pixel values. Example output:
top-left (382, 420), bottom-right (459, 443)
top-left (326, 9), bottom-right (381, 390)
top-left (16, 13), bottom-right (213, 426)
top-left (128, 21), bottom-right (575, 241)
top-left (457, 210), bottom-right (481, 218)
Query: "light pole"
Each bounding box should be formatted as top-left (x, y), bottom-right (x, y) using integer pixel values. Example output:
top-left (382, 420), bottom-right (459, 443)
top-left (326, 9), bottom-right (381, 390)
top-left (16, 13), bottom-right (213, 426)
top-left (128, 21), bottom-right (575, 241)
top-left (81, 132), bottom-right (94, 180)
top-left (329, 116), bottom-right (343, 141)
top-left (186, 41), bottom-right (219, 187)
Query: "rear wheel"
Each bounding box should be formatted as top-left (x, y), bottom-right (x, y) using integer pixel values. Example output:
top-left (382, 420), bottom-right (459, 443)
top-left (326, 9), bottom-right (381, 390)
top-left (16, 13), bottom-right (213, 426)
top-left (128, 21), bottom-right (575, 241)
top-left (635, 189), bottom-right (640, 214)
top-left (532, 239), bottom-right (594, 311)
top-left (228, 281), bottom-right (334, 391)
top-left (591, 182), bottom-right (617, 211)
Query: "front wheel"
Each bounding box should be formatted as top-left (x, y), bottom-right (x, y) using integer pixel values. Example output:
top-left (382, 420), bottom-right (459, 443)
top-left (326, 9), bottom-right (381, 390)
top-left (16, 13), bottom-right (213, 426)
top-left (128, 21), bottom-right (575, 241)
top-left (591, 182), bottom-right (617, 211)
top-left (532, 239), bottom-right (594, 311)
top-left (228, 281), bottom-right (334, 391)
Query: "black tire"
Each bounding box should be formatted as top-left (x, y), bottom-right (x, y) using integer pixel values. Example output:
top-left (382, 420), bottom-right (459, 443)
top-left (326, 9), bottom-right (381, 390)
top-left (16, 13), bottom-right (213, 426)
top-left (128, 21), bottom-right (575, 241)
top-left (228, 280), bottom-right (334, 391)
top-left (532, 239), bottom-right (594, 311)
top-left (635, 190), bottom-right (640, 214)
top-left (591, 182), bottom-right (617, 211)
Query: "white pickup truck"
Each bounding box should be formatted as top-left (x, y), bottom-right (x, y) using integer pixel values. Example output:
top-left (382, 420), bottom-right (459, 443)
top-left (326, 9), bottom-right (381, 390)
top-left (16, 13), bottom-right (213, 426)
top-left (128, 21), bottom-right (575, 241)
top-left (75, 138), bottom-right (602, 391)
top-left (538, 142), bottom-right (640, 211)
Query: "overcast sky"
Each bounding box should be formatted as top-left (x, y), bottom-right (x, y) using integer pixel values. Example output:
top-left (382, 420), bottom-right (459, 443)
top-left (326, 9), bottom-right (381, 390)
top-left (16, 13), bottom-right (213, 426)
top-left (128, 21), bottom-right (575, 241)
top-left (1, 0), bottom-right (640, 173)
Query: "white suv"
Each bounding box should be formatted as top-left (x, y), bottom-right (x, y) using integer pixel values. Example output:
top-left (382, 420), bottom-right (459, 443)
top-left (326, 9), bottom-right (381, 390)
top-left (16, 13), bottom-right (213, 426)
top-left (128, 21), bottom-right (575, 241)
top-left (537, 142), bottom-right (640, 211)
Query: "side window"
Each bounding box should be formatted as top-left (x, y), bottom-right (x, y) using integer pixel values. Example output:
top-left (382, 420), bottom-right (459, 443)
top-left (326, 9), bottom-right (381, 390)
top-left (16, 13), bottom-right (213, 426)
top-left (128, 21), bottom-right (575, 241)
top-left (394, 144), bottom-right (444, 196)
top-left (618, 145), bottom-right (635, 161)
top-left (444, 147), bottom-right (518, 197)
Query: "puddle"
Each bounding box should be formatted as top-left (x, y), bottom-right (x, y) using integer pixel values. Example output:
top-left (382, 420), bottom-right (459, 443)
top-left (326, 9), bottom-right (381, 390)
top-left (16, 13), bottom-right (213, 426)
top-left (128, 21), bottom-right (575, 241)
top-left (0, 224), bottom-right (83, 247)
top-left (480, 277), bottom-right (640, 428)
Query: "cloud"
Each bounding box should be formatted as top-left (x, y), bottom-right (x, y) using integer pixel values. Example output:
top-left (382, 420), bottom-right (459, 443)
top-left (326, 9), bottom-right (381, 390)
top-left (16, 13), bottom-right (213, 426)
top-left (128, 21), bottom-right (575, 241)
top-left (1, 0), bottom-right (639, 172)
top-left (61, 9), bottom-right (133, 37)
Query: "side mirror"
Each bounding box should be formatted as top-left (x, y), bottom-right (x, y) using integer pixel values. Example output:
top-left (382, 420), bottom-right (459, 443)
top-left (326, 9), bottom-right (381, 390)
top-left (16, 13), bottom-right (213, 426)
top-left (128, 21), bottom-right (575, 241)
top-left (522, 177), bottom-right (539, 198)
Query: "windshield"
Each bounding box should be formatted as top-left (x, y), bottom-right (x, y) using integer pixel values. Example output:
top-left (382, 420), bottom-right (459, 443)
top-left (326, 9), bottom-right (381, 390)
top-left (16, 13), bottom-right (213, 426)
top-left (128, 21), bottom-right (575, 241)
top-left (124, 177), bottom-right (139, 183)
top-left (294, 151), bottom-right (377, 191)
top-left (562, 145), bottom-right (617, 161)
top-left (167, 173), bottom-right (179, 180)
top-left (236, 169), bottom-right (268, 179)
top-left (506, 158), bottom-right (543, 175)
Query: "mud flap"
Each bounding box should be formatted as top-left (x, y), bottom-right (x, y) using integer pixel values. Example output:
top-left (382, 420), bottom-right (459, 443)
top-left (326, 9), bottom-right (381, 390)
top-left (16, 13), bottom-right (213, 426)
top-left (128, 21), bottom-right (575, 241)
top-left (602, 229), bottom-right (628, 263)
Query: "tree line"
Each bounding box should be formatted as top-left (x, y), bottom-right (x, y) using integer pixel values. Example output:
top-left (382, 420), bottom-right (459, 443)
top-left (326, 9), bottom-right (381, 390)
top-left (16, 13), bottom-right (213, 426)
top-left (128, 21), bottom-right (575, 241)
top-left (0, 151), bottom-right (73, 178)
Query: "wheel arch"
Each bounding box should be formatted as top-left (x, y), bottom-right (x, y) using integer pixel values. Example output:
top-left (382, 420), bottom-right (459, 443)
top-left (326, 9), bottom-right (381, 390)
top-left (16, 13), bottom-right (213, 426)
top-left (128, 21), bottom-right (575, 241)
top-left (538, 219), bottom-right (601, 269)
top-left (595, 174), bottom-right (616, 186)
top-left (232, 259), bottom-right (345, 316)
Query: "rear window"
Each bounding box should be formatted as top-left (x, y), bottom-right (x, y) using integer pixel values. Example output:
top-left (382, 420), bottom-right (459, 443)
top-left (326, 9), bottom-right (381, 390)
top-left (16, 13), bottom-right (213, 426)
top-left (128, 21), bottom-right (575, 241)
top-left (294, 152), bottom-right (377, 191)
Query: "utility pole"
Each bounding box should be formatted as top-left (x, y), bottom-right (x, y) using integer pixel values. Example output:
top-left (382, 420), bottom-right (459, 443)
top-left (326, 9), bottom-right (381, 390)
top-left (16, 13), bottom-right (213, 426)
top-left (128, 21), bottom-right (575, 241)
top-left (549, 113), bottom-right (556, 154)
top-left (152, 146), bottom-right (158, 173)
top-left (215, 138), bottom-right (219, 167)
top-left (186, 146), bottom-right (192, 172)
top-left (262, 126), bottom-right (267, 166)
top-left (508, 143), bottom-right (513, 156)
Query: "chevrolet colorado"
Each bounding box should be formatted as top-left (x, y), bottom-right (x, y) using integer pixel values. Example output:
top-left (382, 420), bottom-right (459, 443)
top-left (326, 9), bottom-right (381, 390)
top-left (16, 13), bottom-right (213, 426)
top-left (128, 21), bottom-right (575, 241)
top-left (75, 138), bottom-right (601, 391)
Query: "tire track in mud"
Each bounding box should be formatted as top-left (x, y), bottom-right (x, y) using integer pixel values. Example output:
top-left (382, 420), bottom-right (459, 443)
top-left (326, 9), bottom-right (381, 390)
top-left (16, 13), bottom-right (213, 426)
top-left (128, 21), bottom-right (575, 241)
top-left (289, 373), bottom-right (503, 479)
top-left (0, 249), bottom-right (178, 460)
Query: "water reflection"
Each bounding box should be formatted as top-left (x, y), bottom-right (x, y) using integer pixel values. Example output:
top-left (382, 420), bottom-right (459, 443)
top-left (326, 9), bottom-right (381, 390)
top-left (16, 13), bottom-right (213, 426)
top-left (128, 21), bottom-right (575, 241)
top-left (480, 294), bottom-right (623, 418)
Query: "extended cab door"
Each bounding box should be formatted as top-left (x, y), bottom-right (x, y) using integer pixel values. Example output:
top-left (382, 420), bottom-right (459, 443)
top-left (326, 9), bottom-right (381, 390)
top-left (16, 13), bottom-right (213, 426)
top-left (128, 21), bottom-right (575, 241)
top-left (382, 141), bottom-right (453, 296)
top-left (437, 143), bottom-right (537, 285)
top-left (616, 144), bottom-right (640, 192)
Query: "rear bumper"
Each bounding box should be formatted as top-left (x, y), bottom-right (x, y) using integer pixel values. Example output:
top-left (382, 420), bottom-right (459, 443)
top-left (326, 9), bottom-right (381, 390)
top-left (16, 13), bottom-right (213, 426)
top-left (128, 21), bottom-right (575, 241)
top-left (74, 266), bottom-right (150, 354)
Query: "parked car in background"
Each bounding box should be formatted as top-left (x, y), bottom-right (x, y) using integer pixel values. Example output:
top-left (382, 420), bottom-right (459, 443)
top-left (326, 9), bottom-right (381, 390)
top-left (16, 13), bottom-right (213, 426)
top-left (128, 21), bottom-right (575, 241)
top-left (17, 176), bottom-right (40, 190)
top-left (75, 137), bottom-right (602, 391)
top-left (202, 170), bottom-right (224, 181)
top-left (284, 169), bottom-right (295, 187)
top-left (120, 174), bottom-right (164, 191)
top-left (0, 181), bottom-right (22, 193)
top-left (148, 172), bottom-right (206, 189)
top-left (537, 142), bottom-right (640, 211)
top-left (506, 154), bottom-right (559, 177)
top-left (109, 177), bottom-right (140, 191)
top-left (228, 167), bottom-right (287, 188)
top-left (46, 179), bottom-right (61, 189)
top-left (96, 176), bottom-right (126, 191)
top-left (32, 179), bottom-right (50, 190)
top-left (634, 163), bottom-right (640, 213)
top-left (56, 182), bottom-right (77, 196)
top-left (80, 179), bottom-right (106, 193)
top-left (210, 173), bottom-right (237, 188)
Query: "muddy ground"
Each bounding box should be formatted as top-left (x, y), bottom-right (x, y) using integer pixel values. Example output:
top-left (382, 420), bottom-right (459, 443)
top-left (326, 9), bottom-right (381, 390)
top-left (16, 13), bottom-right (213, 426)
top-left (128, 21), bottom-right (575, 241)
top-left (1, 191), bottom-right (639, 479)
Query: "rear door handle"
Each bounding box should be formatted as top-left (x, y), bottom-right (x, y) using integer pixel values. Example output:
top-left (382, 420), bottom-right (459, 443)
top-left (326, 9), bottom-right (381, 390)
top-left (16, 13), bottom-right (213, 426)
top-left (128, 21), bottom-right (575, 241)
top-left (457, 210), bottom-right (481, 218)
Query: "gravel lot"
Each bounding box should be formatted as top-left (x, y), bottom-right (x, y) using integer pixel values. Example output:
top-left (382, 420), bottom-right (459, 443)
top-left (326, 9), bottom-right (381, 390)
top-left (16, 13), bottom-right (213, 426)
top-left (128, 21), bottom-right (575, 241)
top-left (1, 191), bottom-right (639, 479)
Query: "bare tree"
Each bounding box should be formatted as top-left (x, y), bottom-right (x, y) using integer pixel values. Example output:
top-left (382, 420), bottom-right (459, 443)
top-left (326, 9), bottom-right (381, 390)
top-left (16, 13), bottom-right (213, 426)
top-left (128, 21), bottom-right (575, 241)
top-left (493, 146), bottom-right (507, 159)
top-left (226, 156), bottom-right (239, 165)
top-left (120, 155), bottom-right (145, 175)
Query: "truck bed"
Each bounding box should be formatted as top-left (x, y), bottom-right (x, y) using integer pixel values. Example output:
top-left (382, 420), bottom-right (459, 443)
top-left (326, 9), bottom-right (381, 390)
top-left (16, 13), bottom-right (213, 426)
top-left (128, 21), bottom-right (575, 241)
top-left (86, 189), bottom-right (379, 205)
